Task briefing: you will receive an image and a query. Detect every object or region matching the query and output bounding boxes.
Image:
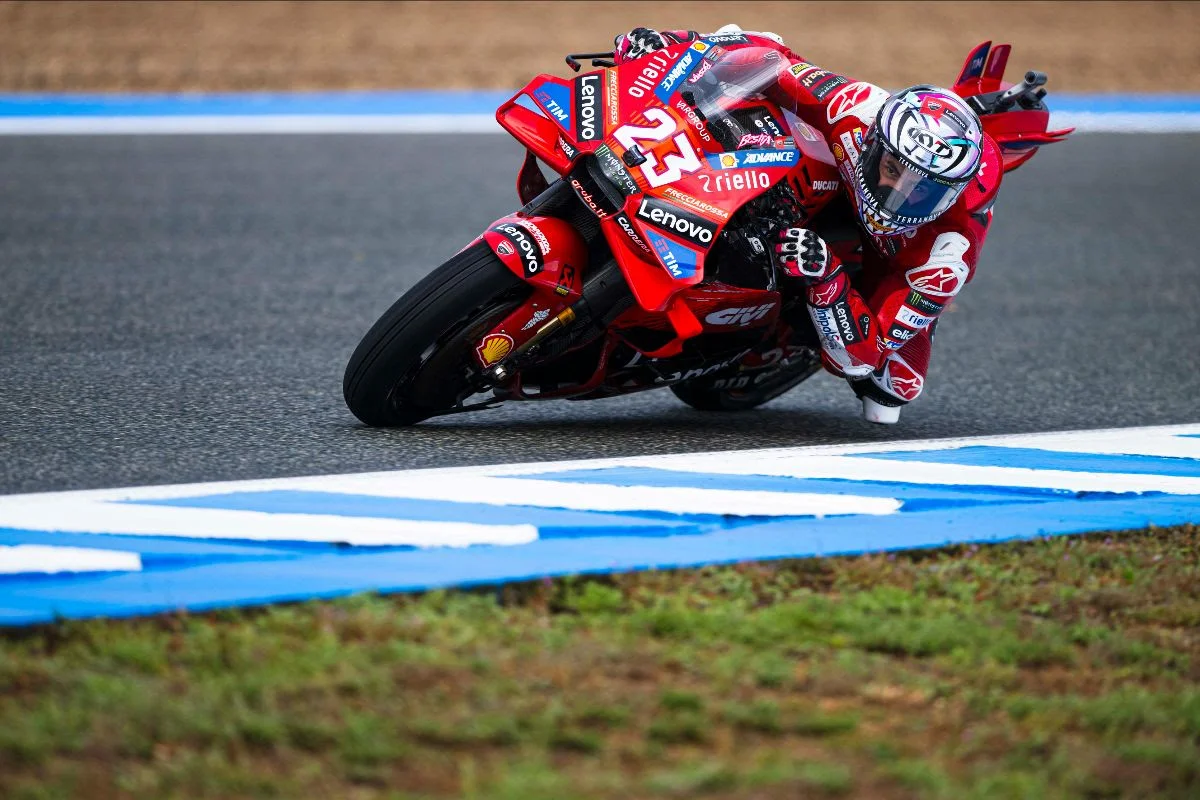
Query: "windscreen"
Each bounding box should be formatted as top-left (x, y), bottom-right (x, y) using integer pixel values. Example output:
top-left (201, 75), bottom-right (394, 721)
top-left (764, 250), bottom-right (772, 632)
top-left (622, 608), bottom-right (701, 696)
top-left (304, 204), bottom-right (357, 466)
top-left (674, 46), bottom-right (793, 152)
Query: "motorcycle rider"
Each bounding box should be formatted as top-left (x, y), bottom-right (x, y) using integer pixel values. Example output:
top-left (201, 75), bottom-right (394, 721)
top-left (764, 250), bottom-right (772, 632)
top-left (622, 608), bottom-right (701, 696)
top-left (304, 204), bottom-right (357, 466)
top-left (614, 25), bottom-right (999, 424)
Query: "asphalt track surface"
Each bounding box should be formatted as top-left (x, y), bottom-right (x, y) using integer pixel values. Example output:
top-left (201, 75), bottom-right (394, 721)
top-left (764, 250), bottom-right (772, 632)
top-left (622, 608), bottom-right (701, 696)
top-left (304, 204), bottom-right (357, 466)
top-left (2, 133), bottom-right (1198, 495)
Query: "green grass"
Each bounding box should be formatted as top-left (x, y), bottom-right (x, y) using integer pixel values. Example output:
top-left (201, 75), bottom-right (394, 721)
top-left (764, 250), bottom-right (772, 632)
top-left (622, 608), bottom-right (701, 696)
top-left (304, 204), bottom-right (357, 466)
top-left (2, 524), bottom-right (1199, 799)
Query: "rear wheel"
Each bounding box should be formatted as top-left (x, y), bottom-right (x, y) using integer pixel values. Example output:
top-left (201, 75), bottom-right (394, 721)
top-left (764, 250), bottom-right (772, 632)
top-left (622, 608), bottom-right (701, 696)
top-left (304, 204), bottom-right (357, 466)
top-left (670, 347), bottom-right (822, 412)
top-left (343, 242), bottom-right (527, 426)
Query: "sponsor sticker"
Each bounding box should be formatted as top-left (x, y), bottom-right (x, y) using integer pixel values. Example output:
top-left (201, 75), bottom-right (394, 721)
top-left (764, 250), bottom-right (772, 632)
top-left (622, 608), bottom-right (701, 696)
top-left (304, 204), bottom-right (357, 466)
top-left (826, 81), bottom-right (883, 123)
top-left (557, 136), bottom-right (578, 161)
top-left (570, 178), bottom-right (609, 219)
top-left (697, 169), bottom-right (771, 193)
top-left (811, 179), bottom-right (839, 192)
top-left (595, 144), bottom-right (640, 196)
top-left (492, 223), bottom-right (544, 275)
top-left (574, 73), bottom-right (602, 143)
top-left (895, 305), bottom-right (935, 329)
top-left (887, 322), bottom-right (918, 342)
top-left (811, 306), bottom-right (843, 350)
top-left (661, 186), bottom-right (730, 220)
top-left (645, 230), bottom-right (700, 279)
top-left (905, 253), bottom-right (969, 297)
top-left (810, 73), bottom-right (849, 101)
top-left (705, 149), bottom-right (798, 169)
top-left (674, 98), bottom-right (712, 142)
top-left (521, 308), bottom-right (551, 331)
top-left (703, 32), bottom-right (749, 45)
top-left (606, 69), bottom-right (619, 127)
top-left (789, 61), bottom-right (819, 78)
top-left (906, 290), bottom-right (944, 315)
top-left (627, 52), bottom-right (672, 99)
top-left (476, 333), bottom-right (513, 367)
top-left (533, 82), bottom-right (572, 129)
top-left (555, 263), bottom-right (576, 296)
top-left (705, 302), bottom-right (776, 326)
top-left (635, 196), bottom-right (718, 248)
top-left (613, 211), bottom-right (652, 254)
top-left (833, 301), bottom-right (860, 344)
top-left (654, 45), bottom-right (707, 102)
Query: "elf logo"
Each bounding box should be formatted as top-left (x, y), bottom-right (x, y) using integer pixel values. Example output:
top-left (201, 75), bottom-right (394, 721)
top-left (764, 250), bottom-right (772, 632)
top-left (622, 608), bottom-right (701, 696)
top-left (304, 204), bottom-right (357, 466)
top-left (705, 302), bottom-right (776, 326)
top-left (635, 197), bottom-right (717, 248)
top-left (574, 73), bottom-right (601, 142)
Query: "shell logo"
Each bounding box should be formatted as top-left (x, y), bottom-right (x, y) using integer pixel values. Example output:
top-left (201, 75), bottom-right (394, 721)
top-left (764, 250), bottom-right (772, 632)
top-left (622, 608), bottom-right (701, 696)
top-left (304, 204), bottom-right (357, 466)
top-left (476, 333), bottom-right (514, 366)
top-left (692, 41), bottom-right (709, 52)
top-left (833, 143), bottom-right (844, 161)
top-left (720, 154), bottom-right (738, 168)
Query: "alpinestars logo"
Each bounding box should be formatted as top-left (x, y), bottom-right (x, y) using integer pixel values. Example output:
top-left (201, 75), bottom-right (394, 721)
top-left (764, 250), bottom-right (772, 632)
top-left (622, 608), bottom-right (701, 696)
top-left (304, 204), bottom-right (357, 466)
top-left (493, 223), bottom-right (543, 275)
top-left (635, 197), bottom-right (717, 248)
top-left (905, 264), bottom-right (967, 297)
top-left (574, 73), bottom-right (601, 142)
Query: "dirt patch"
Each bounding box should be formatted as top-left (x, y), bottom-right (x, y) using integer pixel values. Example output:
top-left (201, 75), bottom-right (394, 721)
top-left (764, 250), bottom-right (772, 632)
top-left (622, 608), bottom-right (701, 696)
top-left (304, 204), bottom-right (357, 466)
top-left (1, 1), bottom-right (1196, 94)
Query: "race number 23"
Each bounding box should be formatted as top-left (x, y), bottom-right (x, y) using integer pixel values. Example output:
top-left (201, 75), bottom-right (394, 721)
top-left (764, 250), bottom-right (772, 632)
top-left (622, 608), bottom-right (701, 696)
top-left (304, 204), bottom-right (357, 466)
top-left (613, 108), bottom-right (702, 189)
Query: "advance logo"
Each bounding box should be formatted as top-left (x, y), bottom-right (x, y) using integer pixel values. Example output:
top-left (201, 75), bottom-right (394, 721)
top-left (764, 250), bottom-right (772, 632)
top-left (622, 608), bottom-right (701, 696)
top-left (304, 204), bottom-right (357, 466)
top-left (654, 42), bottom-right (708, 103)
top-left (635, 197), bottom-right (718, 249)
top-left (574, 73), bottom-right (602, 142)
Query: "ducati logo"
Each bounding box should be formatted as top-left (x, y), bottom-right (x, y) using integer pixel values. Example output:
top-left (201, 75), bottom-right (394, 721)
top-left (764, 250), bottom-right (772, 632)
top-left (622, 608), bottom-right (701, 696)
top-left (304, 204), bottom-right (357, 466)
top-left (495, 240), bottom-right (514, 257)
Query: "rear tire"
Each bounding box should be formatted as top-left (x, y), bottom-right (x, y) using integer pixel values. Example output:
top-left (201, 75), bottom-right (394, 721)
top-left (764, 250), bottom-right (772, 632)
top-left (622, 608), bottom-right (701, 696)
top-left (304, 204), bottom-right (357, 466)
top-left (670, 347), bottom-right (822, 412)
top-left (343, 242), bottom-right (527, 426)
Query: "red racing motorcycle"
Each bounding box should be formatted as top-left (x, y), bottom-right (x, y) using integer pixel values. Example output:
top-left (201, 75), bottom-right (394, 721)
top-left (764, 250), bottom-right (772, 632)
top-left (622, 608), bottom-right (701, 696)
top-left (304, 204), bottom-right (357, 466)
top-left (344, 39), bottom-right (1069, 426)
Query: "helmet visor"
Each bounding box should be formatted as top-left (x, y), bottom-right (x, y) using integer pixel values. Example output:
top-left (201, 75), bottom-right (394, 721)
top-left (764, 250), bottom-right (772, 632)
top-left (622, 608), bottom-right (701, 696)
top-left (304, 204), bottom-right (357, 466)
top-left (860, 136), bottom-right (963, 227)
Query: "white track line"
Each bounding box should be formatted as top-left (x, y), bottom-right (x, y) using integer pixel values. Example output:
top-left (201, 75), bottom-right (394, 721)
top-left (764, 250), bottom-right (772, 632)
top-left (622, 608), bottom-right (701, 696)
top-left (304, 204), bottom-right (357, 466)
top-left (0, 544), bottom-right (142, 574)
top-left (0, 502), bottom-right (537, 547)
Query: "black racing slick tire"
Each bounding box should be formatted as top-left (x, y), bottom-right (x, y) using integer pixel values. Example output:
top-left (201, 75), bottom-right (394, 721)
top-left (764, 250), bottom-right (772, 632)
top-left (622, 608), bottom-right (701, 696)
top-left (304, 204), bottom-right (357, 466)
top-left (343, 242), bottom-right (527, 427)
top-left (669, 347), bottom-right (822, 412)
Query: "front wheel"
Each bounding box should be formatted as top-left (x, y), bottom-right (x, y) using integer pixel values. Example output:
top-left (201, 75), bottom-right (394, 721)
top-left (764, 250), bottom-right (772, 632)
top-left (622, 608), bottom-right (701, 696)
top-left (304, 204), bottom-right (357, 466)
top-left (343, 242), bottom-right (528, 426)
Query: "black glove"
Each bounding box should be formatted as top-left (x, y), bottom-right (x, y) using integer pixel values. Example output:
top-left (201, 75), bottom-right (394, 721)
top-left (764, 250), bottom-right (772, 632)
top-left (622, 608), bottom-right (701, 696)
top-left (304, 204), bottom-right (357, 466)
top-left (614, 27), bottom-right (671, 62)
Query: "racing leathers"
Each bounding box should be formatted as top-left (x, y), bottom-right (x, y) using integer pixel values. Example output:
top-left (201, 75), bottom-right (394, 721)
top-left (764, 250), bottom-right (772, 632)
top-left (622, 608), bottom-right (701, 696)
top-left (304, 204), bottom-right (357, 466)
top-left (613, 26), bottom-right (1001, 423)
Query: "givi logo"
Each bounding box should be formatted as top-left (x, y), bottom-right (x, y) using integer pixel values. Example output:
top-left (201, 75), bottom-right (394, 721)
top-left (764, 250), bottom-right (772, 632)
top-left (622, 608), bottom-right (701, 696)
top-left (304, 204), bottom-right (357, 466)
top-left (705, 302), bottom-right (776, 326)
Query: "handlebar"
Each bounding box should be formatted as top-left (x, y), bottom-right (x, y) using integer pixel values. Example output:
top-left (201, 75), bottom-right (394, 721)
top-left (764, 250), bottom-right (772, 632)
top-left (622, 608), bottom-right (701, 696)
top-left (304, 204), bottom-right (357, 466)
top-left (565, 51), bottom-right (616, 72)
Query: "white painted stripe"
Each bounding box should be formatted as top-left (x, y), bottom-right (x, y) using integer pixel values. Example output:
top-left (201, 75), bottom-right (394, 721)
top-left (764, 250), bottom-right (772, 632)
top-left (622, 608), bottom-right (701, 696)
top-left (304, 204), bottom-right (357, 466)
top-left (0, 114), bottom-right (502, 135)
top-left (0, 502), bottom-right (537, 548)
top-left (642, 454), bottom-right (1200, 496)
top-left (0, 113), bottom-right (1193, 136)
top-left (1, 544), bottom-right (141, 574)
top-left (2, 423), bottom-right (1199, 507)
top-left (313, 476), bottom-right (901, 518)
top-left (984, 429), bottom-right (1200, 460)
top-left (1051, 112), bottom-right (1200, 133)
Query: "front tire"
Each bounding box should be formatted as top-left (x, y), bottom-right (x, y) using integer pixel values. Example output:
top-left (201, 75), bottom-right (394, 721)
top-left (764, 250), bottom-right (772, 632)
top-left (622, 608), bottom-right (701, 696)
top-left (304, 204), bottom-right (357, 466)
top-left (343, 242), bottom-right (527, 426)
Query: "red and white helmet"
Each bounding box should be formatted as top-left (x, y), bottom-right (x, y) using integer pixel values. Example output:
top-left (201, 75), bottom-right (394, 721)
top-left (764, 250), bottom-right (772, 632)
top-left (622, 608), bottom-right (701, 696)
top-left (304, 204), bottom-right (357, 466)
top-left (853, 85), bottom-right (983, 236)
